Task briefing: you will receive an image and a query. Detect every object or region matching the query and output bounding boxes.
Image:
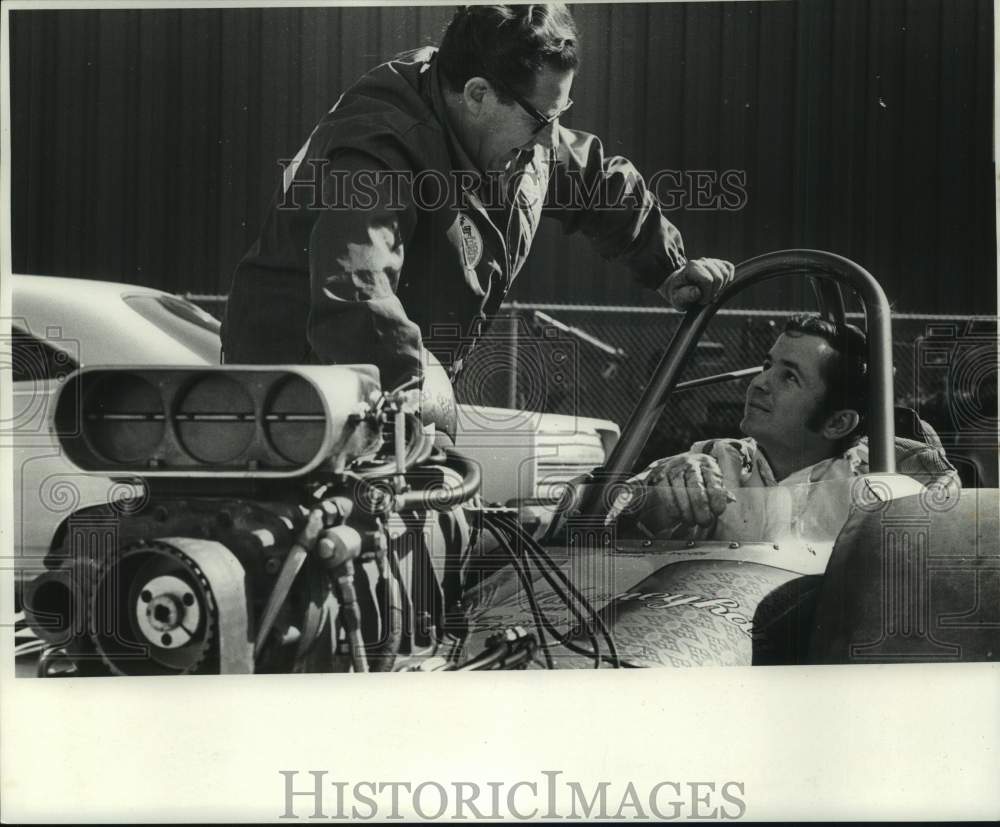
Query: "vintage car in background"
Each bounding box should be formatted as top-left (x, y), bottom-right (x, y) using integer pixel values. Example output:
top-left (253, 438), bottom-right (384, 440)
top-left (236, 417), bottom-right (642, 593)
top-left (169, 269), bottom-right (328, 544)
top-left (8, 274), bottom-right (618, 609)
top-left (11, 253), bottom-right (998, 675)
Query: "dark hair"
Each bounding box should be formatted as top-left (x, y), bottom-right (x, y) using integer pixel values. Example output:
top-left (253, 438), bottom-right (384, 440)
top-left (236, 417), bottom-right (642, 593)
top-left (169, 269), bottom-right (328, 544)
top-left (782, 313), bottom-right (869, 448)
top-left (437, 4), bottom-right (579, 102)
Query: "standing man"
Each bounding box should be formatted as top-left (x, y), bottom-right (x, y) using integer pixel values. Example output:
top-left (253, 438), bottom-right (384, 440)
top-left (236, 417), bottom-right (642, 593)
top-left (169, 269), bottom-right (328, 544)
top-left (222, 4), bottom-right (734, 391)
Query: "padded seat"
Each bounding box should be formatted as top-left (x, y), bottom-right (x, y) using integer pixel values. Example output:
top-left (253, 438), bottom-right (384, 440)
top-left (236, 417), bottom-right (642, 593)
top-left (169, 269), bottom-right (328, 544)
top-left (807, 487), bottom-right (1000, 663)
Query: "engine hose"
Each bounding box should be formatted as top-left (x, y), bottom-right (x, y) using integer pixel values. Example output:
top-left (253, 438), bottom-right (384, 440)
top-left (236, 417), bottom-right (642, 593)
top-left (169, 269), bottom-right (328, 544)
top-left (484, 515), bottom-right (597, 665)
top-left (490, 518), bottom-right (601, 669)
top-left (334, 561), bottom-right (368, 673)
top-left (367, 543), bottom-right (403, 672)
top-left (397, 422), bottom-right (435, 472)
top-left (489, 513), bottom-right (624, 669)
top-left (454, 629), bottom-right (537, 671)
top-left (254, 508), bottom-right (324, 658)
top-left (497, 512), bottom-right (623, 669)
top-left (394, 448), bottom-right (481, 512)
top-left (357, 414), bottom-right (429, 480)
top-left (527, 552), bottom-right (632, 668)
top-left (453, 647), bottom-right (506, 671)
top-left (484, 522), bottom-right (555, 669)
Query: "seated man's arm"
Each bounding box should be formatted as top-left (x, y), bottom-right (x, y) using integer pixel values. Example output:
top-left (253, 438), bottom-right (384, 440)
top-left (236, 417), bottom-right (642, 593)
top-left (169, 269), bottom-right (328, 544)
top-left (608, 445), bottom-right (738, 530)
top-left (643, 451), bottom-right (735, 527)
top-left (895, 438), bottom-right (962, 499)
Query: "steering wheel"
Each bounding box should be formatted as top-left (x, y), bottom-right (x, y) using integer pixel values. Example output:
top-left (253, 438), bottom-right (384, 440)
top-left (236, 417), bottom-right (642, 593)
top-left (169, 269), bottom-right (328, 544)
top-left (543, 249), bottom-right (897, 539)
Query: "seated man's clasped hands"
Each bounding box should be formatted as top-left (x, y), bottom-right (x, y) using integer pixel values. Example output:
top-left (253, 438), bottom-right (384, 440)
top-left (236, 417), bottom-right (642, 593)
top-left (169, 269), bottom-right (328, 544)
top-left (609, 314), bottom-right (960, 537)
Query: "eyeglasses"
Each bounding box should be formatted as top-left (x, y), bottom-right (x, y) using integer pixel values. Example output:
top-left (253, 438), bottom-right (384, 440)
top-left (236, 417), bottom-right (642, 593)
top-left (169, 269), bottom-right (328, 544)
top-left (483, 73), bottom-right (574, 134)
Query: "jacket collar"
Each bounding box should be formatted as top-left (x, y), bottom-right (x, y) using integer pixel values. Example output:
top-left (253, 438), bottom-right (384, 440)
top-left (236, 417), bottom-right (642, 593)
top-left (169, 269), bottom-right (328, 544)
top-left (420, 51), bottom-right (484, 176)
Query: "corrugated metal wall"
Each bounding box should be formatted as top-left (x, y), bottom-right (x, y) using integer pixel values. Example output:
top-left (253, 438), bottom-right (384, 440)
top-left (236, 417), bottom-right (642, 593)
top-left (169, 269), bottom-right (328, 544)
top-left (9, 1), bottom-right (996, 314)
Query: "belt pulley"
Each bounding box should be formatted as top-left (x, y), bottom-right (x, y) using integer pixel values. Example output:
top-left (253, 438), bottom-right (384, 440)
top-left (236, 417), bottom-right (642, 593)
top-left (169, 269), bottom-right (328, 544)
top-left (89, 538), bottom-right (250, 675)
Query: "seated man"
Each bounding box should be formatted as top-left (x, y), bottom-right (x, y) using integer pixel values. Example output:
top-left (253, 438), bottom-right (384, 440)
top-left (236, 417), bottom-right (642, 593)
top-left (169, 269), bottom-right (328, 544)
top-left (609, 314), bottom-right (960, 539)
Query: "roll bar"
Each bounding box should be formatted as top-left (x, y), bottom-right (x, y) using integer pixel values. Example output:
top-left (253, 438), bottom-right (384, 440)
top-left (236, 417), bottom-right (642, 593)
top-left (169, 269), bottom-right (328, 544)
top-left (566, 250), bottom-right (896, 527)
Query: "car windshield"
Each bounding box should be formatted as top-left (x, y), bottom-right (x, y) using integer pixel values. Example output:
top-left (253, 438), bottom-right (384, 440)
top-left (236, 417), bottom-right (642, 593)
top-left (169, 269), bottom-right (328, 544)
top-left (123, 294), bottom-right (221, 363)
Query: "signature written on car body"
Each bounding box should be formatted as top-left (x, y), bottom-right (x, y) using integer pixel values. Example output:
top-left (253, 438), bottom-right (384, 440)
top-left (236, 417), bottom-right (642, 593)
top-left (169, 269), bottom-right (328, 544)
top-left (613, 591), bottom-right (763, 639)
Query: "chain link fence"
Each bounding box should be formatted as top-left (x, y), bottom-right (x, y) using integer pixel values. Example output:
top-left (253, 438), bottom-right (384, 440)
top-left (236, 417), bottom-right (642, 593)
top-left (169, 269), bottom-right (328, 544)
top-left (441, 304), bottom-right (995, 469)
top-left (188, 294), bottom-right (998, 476)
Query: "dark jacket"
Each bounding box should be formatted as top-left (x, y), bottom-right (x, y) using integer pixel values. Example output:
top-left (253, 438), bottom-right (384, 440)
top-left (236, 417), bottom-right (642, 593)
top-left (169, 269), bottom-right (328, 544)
top-left (221, 47), bottom-right (687, 389)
